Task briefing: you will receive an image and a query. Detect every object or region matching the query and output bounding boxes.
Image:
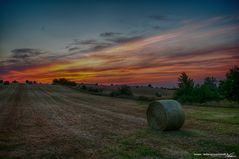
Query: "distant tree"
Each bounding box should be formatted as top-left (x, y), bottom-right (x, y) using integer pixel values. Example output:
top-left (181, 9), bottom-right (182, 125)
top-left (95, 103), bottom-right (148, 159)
top-left (26, 80), bottom-right (33, 84)
top-left (59, 78), bottom-right (68, 85)
top-left (195, 77), bottom-right (221, 102)
top-left (119, 85), bottom-right (133, 96)
top-left (110, 85), bottom-right (133, 97)
top-left (12, 80), bottom-right (18, 83)
top-left (148, 84), bottom-right (153, 88)
top-left (81, 85), bottom-right (87, 90)
top-left (204, 77), bottom-right (217, 88)
top-left (178, 72), bottom-right (194, 89)
top-left (87, 87), bottom-right (103, 93)
top-left (52, 79), bottom-right (59, 85)
top-left (155, 92), bottom-right (162, 97)
top-left (219, 66), bottom-right (239, 101)
top-left (52, 78), bottom-right (76, 86)
top-left (3, 81), bottom-right (10, 85)
top-left (33, 81), bottom-right (37, 84)
top-left (0, 80), bottom-right (3, 84)
top-left (174, 72), bottom-right (195, 102)
top-left (69, 81), bottom-right (76, 86)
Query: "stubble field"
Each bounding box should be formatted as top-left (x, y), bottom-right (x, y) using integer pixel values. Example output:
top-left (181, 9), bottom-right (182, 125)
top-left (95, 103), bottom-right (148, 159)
top-left (0, 84), bottom-right (238, 159)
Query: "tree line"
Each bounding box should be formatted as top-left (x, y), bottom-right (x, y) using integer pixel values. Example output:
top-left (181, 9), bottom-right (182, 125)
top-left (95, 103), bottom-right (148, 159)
top-left (1, 66), bottom-right (238, 103)
top-left (0, 80), bottom-right (38, 85)
top-left (52, 78), bottom-right (77, 86)
top-left (174, 66), bottom-right (239, 102)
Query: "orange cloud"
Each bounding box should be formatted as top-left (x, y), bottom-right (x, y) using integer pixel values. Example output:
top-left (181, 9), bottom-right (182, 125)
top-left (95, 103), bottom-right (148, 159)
top-left (1, 18), bottom-right (239, 86)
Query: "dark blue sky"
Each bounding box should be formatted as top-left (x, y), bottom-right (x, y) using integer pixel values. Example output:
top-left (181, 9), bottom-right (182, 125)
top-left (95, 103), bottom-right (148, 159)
top-left (1, 0), bottom-right (238, 56)
top-left (0, 0), bottom-right (239, 85)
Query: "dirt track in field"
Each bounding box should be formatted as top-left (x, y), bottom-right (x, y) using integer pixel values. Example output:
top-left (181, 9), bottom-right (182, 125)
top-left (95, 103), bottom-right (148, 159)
top-left (0, 84), bottom-right (147, 158)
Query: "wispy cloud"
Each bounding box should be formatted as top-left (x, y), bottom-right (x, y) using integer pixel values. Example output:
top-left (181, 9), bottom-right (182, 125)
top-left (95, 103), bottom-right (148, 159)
top-left (105, 35), bottom-right (143, 44)
top-left (99, 32), bottom-right (122, 37)
top-left (72, 39), bottom-right (98, 45)
top-left (67, 47), bottom-right (81, 52)
top-left (11, 48), bottom-right (45, 59)
top-left (1, 16), bottom-right (239, 85)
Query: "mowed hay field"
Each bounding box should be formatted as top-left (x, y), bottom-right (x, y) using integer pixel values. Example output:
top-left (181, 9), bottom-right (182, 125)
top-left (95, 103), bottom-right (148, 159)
top-left (0, 84), bottom-right (238, 159)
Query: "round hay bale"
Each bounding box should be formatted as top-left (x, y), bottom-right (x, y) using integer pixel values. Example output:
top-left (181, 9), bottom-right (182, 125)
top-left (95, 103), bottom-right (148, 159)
top-left (147, 99), bottom-right (185, 131)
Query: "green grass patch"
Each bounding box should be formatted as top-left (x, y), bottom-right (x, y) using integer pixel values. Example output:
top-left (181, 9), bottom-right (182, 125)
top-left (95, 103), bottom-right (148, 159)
top-left (185, 106), bottom-right (239, 124)
top-left (198, 140), bottom-right (239, 155)
top-left (103, 105), bottom-right (239, 158)
top-left (104, 132), bottom-right (162, 159)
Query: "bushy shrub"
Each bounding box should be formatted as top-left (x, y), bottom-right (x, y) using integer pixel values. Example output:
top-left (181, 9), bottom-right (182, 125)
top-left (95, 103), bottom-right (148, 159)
top-left (219, 66), bottom-right (239, 101)
top-left (52, 79), bottom-right (59, 84)
top-left (174, 72), bottom-right (195, 102)
top-left (12, 80), bottom-right (18, 84)
top-left (174, 73), bottom-right (221, 103)
top-left (52, 78), bottom-right (76, 86)
top-left (110, 85), bottom-right (133, 97)
top-left (4, 81), bottom-right (10, 85)
top-left (80, 85), bottom-right (87, 90)
top-left (110, 90), bottom-right (121, 97)
top-left (120, 85), bottom-right (133, 96)
top-left (138, 96), bottom-right (155, 101)
top-left (155, 92), bottom-right (162, 97)
top-left (87, 87), bottom-right (103, 93)
top-left (195, 77), bottom-right (221, 102)
top-left (78, 84), bottom-right (103, 93)
top-left (26, 80), bottom-right (33, 84)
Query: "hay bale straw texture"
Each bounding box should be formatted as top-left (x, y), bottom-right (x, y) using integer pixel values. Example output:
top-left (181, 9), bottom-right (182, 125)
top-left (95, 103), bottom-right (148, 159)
top-left (147, 100), bottom-right (185, 131)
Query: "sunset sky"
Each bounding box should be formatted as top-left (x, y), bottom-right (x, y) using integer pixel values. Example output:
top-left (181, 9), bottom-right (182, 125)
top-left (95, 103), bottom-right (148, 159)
top-left (0, 0), bottom-right (239, 86)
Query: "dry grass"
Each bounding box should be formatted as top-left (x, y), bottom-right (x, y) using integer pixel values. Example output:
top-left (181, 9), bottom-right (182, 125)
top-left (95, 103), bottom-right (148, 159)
top-left (0, 84), bottom-right (238, 158)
